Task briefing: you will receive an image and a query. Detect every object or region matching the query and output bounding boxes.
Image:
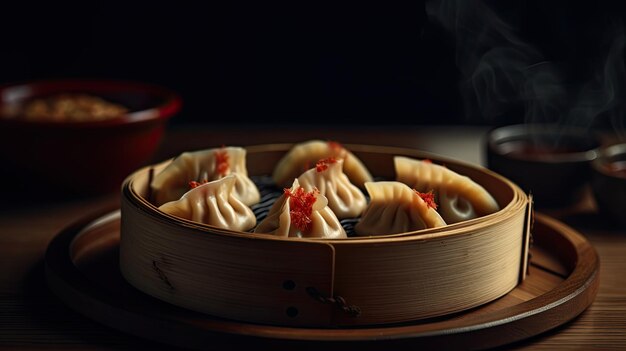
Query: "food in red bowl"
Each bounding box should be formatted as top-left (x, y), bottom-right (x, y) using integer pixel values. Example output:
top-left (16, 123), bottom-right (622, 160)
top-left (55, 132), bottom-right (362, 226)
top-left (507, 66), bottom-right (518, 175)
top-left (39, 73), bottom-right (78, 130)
top-left (0, 79), bottom-right (182, 197)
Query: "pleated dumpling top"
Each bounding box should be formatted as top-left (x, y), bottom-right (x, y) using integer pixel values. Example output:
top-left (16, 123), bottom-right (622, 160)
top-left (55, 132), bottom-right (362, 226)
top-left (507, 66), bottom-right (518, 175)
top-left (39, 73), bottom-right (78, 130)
top-left (158, 175), bottom-right (257, 232)
top-left (297, 158), bottom-right (367, 219)
top-left (255, 179), bottom-right (347, 239)
top-left (355, 181), bottom-right (446, 236)
top-left (394, 156), bottom-right (500, 224)
top-left (151, 146), bottom-right (260, 207)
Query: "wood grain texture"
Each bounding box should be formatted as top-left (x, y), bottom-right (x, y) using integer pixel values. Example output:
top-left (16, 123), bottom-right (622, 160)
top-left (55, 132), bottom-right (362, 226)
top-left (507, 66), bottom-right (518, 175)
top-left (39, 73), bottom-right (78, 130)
top-left (43, 210), bottom-right (597, 350)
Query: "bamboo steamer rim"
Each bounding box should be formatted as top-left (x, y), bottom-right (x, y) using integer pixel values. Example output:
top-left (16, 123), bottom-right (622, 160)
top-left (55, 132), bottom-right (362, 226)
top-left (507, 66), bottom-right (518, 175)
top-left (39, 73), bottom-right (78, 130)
top-left (119, 142), bottom-right (533, 327)
top-left (123, 142), bottom-right (529, 244)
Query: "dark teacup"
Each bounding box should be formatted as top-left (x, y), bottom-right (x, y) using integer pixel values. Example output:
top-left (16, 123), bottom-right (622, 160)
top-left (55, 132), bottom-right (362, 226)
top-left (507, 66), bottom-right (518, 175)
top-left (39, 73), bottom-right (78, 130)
top-left (591, 143), bottom-right (626, 228)
top-left (485, 124), bottom-right (600, 208)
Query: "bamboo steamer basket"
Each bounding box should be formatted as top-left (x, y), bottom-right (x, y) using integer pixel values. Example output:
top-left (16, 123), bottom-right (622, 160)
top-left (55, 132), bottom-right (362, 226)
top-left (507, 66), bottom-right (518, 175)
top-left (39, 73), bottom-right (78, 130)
top-left (120, 143), bottom-right (532, 327)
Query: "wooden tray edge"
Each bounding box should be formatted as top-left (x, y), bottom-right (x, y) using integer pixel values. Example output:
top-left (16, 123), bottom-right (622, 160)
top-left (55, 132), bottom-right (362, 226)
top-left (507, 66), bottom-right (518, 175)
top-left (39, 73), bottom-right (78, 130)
top-left (44, 209), bottom-right (599, 350)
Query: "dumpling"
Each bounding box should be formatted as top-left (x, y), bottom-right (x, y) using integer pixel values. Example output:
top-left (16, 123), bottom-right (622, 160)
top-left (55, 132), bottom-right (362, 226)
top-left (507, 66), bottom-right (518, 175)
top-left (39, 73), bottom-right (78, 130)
top-left (394, 156), bottom-right (500, 223)
top-left (150, 146), bottom-right (260, 207)
top-left (296, 157), bottom-right (367, 219)
top-left (354, 181), bottom-right (446, 236)
top-left (158, 175), bottom-right (257, 231)
top-left (254, 179), bottom-right (347, 239)
top-left (272, 140), bottom-right (373, 189)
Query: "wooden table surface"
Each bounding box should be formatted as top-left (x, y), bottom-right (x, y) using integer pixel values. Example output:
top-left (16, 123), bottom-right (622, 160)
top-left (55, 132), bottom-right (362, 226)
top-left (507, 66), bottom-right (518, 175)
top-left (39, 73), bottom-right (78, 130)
top-left (2, 124), bottom-right (625, 350)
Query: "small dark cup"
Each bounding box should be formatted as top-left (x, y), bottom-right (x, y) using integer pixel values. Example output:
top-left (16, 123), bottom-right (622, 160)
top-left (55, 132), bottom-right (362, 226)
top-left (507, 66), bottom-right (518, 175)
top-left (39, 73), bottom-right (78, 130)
top-left (485, 124), bottom-right (600, 208)
top-left (591, 143), bottom-right (626, 228)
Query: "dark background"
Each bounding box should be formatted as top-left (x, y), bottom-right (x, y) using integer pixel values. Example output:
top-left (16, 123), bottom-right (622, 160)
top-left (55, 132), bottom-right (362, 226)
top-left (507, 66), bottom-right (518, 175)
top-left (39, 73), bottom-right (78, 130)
top-left (2, 1), bottom-right (626, 128)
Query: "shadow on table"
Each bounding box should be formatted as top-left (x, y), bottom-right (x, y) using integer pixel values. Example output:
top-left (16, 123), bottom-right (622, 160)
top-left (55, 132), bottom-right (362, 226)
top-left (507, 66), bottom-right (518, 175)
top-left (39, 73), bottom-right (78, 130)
top-left (14, 259), bottom-right (179, 350)
top-left (0, 169), bottom-right (120, 212)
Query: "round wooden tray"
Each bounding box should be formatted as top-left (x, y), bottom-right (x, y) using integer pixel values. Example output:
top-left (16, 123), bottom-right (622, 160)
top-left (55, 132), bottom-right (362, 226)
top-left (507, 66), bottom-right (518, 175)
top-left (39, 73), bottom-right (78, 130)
top-left (45, 209), bottom-right (599, 350)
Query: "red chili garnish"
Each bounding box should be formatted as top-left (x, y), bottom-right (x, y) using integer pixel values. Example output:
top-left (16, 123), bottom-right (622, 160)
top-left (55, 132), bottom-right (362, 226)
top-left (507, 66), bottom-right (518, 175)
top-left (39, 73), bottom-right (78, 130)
top-left (189, 179), bottom-right (209, 189)
top-left (315, 157), bottom-right (338, 172)
top-left (328, 140), bottom-right (343, 155)
top-left (284, 187), bottom-right (319, 232)
top-left (214, 149), bottom-right (230, 176)
top-left (423, 159), bottom-right (432, 164)
top-left (415, 190), bottom-right (438, 210)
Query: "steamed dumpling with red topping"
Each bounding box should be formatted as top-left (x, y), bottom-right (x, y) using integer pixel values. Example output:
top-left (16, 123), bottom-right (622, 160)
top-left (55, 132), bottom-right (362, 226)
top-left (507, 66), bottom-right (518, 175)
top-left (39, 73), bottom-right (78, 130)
top-left (272, 140), bottom-right (373, 189)
top-left (296, 157), bottom-right (367, 219)
top-left (394, 156), bottom-right (500, 224)
top-left (158, 175), bottom-right (257, 231)
top-left (354, 181), bottom-right (446, 236)
top-left (254, 179), bottom-right (347, 238)
top-left (150, 146), bottom-right (260, 207)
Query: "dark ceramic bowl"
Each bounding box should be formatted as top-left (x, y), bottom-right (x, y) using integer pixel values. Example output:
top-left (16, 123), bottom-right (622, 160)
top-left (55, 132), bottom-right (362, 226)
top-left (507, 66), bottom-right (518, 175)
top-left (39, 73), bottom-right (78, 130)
top-left (0, 79), bottom-right (182, 197)
top-left (591, 143), bottom-right (626, 228)
top-left (485, 124), bottom-right (600, 208)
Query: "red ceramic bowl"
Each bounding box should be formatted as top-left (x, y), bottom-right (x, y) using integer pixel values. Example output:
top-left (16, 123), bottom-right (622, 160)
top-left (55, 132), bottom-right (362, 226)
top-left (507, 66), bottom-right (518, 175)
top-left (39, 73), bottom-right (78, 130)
top-left (0, 79), bottom-right (182, 197)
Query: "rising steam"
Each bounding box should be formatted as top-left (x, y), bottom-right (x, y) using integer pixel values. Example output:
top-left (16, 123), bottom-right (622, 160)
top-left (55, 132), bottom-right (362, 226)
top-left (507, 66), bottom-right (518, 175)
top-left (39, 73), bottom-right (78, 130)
top-left (571, 23), bottom-right (626, 134)
top-left (426, 0), bottom-right (626, 136)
